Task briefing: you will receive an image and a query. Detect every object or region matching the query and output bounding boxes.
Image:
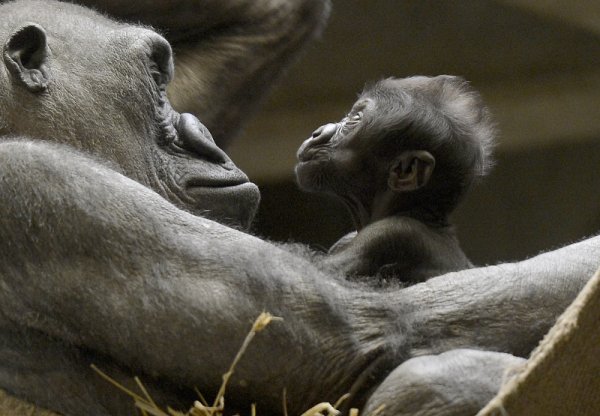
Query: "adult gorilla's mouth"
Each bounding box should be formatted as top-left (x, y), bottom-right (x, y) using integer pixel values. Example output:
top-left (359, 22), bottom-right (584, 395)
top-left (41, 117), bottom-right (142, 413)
top-left (186, 182), bottom-right (260, 229)
top-left (174, 159), bottom-right (260, 229)
top-left (184, 173), bottom-right (248, 188)
top-left (156, 110), bottom-right (261, 228)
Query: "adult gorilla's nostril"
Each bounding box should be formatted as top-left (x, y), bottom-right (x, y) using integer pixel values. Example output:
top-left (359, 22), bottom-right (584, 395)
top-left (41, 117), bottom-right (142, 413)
top-left (177, 113), bottom-right (230, 165)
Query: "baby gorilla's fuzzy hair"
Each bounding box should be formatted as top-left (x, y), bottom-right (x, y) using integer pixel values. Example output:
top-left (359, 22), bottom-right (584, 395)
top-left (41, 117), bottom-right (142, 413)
top-left (360, 76), bottom-right (496, 215)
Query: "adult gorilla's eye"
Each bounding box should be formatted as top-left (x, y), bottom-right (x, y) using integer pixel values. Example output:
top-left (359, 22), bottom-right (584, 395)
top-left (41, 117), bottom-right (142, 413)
top-left (149, 62), bottom-right (164, 87)
top-left (147, 38), bottom-right (174, 88)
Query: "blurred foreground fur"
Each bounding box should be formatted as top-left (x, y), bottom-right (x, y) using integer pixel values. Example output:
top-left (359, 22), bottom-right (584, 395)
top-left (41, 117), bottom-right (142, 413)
top-left (93, 312), bottom-right (382, 416)
top-left (0, 389), bottom-right (60, 416)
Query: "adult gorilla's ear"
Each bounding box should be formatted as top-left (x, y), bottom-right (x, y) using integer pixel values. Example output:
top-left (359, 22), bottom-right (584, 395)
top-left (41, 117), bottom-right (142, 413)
top-left (3, 23), bottom-right (51, 93)
top-left (388, 150), bottom-right (435, 192)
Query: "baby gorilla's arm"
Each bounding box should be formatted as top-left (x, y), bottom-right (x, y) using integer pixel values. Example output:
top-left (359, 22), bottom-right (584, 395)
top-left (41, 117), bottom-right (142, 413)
top-left (323, 217), bottom-right (471, 282)
top-left (323, 217), bottom-right (426, 278)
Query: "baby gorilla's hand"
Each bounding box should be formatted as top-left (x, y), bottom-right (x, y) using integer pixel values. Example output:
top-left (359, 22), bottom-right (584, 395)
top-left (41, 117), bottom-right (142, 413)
top-left (321, 250), bottom-right (372, 277)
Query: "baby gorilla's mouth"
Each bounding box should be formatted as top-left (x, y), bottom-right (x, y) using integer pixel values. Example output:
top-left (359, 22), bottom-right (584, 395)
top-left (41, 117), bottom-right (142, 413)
top-left (297, 122), bottom-right (338, 162)
top-left (296, 146), bottom-right (331, 163)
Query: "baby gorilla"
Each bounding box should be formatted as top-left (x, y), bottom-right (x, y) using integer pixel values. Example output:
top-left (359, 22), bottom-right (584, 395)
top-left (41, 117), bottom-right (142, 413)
top-left (295, 76), bottom-right (495, 283)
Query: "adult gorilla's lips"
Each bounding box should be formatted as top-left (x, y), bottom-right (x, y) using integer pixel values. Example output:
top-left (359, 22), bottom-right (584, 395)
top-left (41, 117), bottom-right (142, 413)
top-left (186, 182), bottom-right (260, 229)
top-left (181, 150), bottom-right (252, 189)
top-left (180, 154), bottom-right (260, 228)
top-left (184, 172), bottom-right (248, 188)
top-left (169, 113), bottom-right (261, 228)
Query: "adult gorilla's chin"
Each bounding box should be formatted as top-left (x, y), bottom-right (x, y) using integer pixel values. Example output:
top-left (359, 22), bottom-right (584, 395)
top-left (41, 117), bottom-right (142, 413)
top-left (187, 182), bottom-right (260, 230)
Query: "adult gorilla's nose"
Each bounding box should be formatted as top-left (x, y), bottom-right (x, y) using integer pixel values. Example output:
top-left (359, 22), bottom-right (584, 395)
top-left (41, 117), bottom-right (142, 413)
top-left (177, 113), bottom-right (231, 166)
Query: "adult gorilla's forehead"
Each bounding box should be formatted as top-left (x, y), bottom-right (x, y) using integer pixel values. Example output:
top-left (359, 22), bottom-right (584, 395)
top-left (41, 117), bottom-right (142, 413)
top-left (0, 0), bottom-right (158, 53)
top-left (0, 0), bottom-right (122, 34)
top-left (0, 0), bottom-right (171, 97)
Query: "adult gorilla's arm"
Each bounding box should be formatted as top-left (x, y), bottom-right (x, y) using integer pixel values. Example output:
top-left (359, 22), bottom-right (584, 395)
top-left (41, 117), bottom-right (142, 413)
top-left (0, 140), bottom-right (396, 413)
top-left (403, 240), bottom-right (599, 358)
top-left (1, 141), bottom-right (599, 414)
top-left (76, 0), bottom-right (331, 147)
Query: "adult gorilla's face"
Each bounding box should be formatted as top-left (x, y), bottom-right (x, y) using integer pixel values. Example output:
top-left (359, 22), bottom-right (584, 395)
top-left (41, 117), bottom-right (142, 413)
top-left (0, 0), bottom-right (259, 229)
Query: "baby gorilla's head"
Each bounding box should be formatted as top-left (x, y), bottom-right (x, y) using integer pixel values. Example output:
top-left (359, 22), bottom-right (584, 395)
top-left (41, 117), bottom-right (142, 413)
top-left (295, 75), bottom-right (495, 227)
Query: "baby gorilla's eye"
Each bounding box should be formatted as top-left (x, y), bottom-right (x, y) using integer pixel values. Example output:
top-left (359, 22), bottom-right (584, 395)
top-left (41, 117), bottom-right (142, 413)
top-left (346, 111), bottom-right (363, 124)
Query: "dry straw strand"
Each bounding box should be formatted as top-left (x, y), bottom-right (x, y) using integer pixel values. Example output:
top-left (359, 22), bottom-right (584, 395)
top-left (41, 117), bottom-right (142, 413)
top-left (92, 312), bottom-right (367, 416)
top-left (300, 402), bottom-right (340, 416)
top-left (334, 394), bottom-right (351, 409)
top-left (282, 388), bottom-right (289, 416)
top-left (369, 404), bottom-right (386, 416)
top-left (210, 312), bottom-right (282, 415)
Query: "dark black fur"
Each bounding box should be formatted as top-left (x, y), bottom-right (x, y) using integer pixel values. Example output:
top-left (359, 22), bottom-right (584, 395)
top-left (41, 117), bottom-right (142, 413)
top-left (296, 76), bottom-right (495, 282)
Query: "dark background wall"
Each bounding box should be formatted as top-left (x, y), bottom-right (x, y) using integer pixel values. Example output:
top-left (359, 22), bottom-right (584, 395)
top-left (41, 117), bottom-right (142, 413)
top-left (251, 140), bottom-right (600, 265)
top-left (227, 1), bottom-right (600, 264)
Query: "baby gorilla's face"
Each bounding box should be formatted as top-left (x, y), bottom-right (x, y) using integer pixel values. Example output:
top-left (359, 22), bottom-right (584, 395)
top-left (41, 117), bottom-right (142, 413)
top-left (295, 97), bottom-right (382, 197)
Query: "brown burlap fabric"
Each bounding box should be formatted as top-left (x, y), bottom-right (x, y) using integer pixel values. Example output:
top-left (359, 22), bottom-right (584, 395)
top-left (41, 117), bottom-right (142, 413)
top-left (479, 267), bottom-right (600, 416)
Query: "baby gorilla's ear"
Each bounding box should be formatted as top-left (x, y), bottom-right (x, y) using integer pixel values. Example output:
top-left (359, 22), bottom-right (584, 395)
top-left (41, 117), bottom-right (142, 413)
top-left (388, 150), bottom-right (435, 193)
top-left (3, 23), bottom-right (51, 92)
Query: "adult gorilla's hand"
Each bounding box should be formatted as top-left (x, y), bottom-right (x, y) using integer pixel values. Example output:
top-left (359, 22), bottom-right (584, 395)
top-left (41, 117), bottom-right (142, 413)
top-left (364, 349), bottom-right (525, 416)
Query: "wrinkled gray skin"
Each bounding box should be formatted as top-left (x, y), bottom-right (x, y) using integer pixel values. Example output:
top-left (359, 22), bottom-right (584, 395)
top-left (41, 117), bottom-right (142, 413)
top-left (0, 1), bottom-right (599, 416)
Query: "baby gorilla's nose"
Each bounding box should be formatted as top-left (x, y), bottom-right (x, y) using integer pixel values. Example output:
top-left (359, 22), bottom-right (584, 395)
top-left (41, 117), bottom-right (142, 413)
top-left (310, 123), bottom-right (337, 144)
top-left (177, 113), bottom-right (230, 165)
top-left (297, 123), bottom-right (338, 161)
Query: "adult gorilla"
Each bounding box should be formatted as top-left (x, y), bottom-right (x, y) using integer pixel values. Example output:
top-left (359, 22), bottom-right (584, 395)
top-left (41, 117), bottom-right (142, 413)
top-left (0, 1), bottom-right (598, 415)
